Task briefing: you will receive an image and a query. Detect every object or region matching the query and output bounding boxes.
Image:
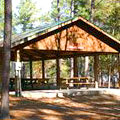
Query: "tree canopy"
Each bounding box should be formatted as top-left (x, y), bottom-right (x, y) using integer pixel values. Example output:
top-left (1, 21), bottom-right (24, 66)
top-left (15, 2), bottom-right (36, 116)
top-left (0, 0), bottom-right (119, 40)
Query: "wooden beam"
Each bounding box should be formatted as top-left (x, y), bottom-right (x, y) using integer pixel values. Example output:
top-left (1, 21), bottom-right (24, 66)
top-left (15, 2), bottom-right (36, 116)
top-left (30, 49), bottom-right (45, 58)
top-left (15, 50), bottom-right (22, 97)
top-left (21, 50), bottom-right (41, 61)
top-left (25, 50), bottom-right (42, 59)
top-left (56, 58), bottom-right (60, 87)
top-left (29, 58), bottom-right (33, 88)
top-left (73, 56), bottom-right (78, 77)
top-left (118, 53), bottom-right (120, 88)
top-left (42, 59), bottom-right (45, 80)
top-left (16, 50), bottom-right (20, 62)
top-left (94, 55), bottom-right (99, 88)
top-left (19, 49), bottom-right (118, 62)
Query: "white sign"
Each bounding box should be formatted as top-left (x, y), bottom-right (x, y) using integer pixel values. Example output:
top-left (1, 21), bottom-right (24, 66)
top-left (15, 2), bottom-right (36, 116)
top-left (15, 62), bottom-right (22, 71)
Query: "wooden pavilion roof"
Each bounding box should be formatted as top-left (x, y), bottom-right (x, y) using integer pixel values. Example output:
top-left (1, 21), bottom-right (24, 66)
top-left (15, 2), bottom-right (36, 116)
top-left (0, 16), bottom-right (120, 61)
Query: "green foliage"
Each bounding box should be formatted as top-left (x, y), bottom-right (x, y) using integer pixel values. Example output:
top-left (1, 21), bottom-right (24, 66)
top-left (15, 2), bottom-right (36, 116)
top-left (99, 54), bottom-right (118, 75)
top-left (94, 0), bottom-right (120, 40)
top-left (24, 62), bottom-right (30, 78)
top-left (50, 0), bottom-right (120, 40)
top-left (32, 61), bottom-right (42, 78)
top-left (61, 59), bottom-right (70, 78)
top-left (14, 0), bottom-right (41, 33)
top-left (0, 0), bottom-right (4, 38)
top-left (51, 0), bottom-right (69, 21)
top-left (45, 60), bottom-right (56, 78)
top-left (50, 0), bottom-right (90, 21)
top-left (40, 12), bottom-right (52, 24)
top-left (70, 0), bottom-right (90, 19)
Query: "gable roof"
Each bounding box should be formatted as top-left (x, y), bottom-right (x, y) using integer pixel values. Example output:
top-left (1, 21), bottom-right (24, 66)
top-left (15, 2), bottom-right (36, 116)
top-left (11, 16), bottom-right (120, 52)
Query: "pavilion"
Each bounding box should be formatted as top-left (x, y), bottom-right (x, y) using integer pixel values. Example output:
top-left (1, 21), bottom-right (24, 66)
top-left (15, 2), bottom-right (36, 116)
top-left (0, 16), bottom-right (120, 94)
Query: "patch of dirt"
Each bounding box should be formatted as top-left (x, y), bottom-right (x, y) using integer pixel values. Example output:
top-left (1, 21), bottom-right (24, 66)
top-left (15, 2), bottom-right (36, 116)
top-left (1, 94), bottom-right (120, 120)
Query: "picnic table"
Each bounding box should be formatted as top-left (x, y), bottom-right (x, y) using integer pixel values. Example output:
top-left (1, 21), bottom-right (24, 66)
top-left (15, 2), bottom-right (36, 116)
top-left (60, 77), bottom-right (95, 89)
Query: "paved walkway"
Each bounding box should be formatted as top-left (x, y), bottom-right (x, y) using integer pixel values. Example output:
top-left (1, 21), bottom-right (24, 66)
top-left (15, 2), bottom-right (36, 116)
top-left (10, 88), bottom-right (120, 98)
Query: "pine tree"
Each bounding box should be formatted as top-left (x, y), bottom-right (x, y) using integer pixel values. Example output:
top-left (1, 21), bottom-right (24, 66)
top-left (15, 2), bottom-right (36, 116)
top-left (14, 0), bottom-right (40, 33)
top-left (0, 0), bottom-right (12, 119)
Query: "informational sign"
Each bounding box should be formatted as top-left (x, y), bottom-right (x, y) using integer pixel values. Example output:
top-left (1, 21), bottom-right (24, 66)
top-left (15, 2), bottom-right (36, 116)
top-left (15, 62), bottom-right (22, 71)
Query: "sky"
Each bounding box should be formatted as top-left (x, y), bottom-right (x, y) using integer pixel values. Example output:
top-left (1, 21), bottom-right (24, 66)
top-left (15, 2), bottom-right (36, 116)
top-left (12, 0), bottom-right (52, 14)
top-left (34, 0), bottom-right (52, 13)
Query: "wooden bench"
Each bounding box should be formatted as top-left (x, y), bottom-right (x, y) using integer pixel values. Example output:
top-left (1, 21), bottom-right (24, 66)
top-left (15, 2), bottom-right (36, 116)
top-left (32, 78), bottom-right (49, 88)
top-left (10, 78), bottom-right (50, 90)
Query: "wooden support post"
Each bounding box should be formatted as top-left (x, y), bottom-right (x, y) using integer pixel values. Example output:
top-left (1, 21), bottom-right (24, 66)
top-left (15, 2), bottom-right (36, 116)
top-left (0, 51), bottom-right (2, 89)
top-left (42, 59), bottom-right (45, 80)
top-left (15, 50), bottom-right (22, 97)
top-left (30, 59), bottom-right (33, 79)
top-left (70, 58), bottom-right (74, 78)
top-left (29, 59), bottom-right (33, 88)
top-left (118, 53), bottom-right (120, 88)
top-left (94, 55), bottom-right (99, 88)
top-left (56, 58), bottom-right (60, 87)
top-left (73, 57), bottom-right (78, 77)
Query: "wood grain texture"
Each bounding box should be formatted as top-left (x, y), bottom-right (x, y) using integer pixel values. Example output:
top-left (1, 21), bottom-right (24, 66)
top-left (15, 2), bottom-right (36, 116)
top-left (24, 25), bottom-right (117, 53)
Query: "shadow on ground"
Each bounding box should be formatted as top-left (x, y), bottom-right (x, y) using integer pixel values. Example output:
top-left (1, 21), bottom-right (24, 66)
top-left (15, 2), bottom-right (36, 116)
top-left (1, 93), bottom-right (120, 120)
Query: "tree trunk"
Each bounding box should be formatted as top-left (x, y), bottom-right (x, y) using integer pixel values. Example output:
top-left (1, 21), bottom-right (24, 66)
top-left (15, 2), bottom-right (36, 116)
top-left (70, 58), bottom-right (74, 78)
top-left (57, 0), bottom-right (60, 21)
top-left (84, 56), bottom-right (89, 76)
top-left (99, 71), bottom-right (102, 87)
top-left (118, 54), bottom-right (120, 88)
top-left (30, 58), bottom-right (33, 88)
top-left (73, 57), bottom-right (78, 77)
top-left (42, 59), bottom-right (45, 80)
top-left (108, 67), bottom-right (111, 89)
top-left (70, 0), bottom-right (74, 17)
top-left (90, 0), bottom-right (95, 22)
top-left (0, 0), bottom-right (12, 119)
top-left (56, 58), bottom-right (60, 87)
top-left (94, 55), bottom-right (99, 88)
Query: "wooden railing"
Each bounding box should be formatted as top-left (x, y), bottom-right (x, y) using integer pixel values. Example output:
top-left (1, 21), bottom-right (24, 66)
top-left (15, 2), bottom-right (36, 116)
top-left (10, 78), bottom-right (50, 90)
